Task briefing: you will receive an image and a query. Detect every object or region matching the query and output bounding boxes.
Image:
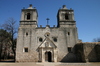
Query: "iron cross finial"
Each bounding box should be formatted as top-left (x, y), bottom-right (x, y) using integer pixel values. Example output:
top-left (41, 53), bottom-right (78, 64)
top-left (46, 18), bottom-right (50, 25)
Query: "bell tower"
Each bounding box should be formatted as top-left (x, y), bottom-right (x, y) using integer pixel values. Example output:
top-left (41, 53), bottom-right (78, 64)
top-left (20, 4), bottom-right (38, 27)
top-left (57, 5), bottom-right (76, 27)
top-left (57, 5), bottom-right (78, 48)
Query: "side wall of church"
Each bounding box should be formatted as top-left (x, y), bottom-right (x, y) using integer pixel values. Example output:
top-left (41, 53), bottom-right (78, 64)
top-left (75, 43), bottom-right (100, 62)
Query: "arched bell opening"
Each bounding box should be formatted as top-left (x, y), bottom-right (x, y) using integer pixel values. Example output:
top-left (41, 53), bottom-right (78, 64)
top-left (27, 13), bottom-right (31, 20)
top-left (65, 13), bottom-right (69, 20)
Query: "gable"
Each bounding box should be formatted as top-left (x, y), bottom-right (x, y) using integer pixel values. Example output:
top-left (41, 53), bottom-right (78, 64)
top-left (38, 37), bottom-right (57, 48)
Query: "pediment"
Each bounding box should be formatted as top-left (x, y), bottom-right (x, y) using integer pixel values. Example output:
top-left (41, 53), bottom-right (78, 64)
top-left (38, 37), bottom-right (57, 48)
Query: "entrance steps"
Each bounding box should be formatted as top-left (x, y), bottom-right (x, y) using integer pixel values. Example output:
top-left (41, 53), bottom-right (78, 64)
top-left (36, 62), bottom-right (100, 66)
top-left (0, 62), bottom-right (100, 66)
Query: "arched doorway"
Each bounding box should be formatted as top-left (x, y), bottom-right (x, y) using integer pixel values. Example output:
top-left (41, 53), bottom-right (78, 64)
top-left (45, 52), bottom-right (52, 62)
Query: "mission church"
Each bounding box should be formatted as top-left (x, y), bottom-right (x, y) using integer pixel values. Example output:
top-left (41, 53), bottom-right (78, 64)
top-left (16, 4), bottom-right (100, 62)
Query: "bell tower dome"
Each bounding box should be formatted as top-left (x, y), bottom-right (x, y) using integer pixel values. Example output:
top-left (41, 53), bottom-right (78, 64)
top-left (57, 5), bottom-right (76, 27)
top-left (20, 4), bottom-right (38, 27)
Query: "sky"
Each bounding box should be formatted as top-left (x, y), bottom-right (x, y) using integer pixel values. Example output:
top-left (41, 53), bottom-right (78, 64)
top-left (0, 0), bottom-right (100, 42)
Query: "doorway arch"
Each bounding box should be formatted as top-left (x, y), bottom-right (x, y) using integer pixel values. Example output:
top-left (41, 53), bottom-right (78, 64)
top-left (45, 51), bottom-right (52, 62)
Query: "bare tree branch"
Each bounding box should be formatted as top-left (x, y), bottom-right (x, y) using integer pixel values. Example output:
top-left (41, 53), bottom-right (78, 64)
top-left (2, 17), bottom-right (18, 60)
top-left (93, 37), bottom-right (100, 42)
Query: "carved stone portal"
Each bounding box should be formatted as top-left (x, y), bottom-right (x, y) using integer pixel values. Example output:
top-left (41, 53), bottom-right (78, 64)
top-left (38, 36), bottom-right (57, 62)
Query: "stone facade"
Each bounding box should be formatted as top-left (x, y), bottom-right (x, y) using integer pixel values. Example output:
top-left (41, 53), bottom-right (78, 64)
top-left (16, 4), bottom-right (100, 62)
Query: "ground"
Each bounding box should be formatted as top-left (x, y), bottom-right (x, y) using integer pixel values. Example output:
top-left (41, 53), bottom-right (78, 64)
top-left (0, 62), bottom-right (100, 66)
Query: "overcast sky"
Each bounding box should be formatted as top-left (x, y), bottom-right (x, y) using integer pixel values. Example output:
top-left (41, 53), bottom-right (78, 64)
top-left (0, 0), bottom-right (100, 42)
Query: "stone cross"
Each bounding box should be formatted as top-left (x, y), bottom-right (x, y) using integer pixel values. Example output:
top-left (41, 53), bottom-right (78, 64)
top-left (46, 18), bottom-right (49, 25)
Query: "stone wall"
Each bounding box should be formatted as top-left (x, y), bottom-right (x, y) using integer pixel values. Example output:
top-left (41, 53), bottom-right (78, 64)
top-left (75, 42), bottom-right (100, 62)
top-left (16, 51), bottom-right (38, 62)
top-left (95, 45), bottom-right (100, 61)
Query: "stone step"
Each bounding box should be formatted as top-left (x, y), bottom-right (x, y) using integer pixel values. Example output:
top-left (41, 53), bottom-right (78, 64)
top-left (0, 62), bottom-right (100, 66)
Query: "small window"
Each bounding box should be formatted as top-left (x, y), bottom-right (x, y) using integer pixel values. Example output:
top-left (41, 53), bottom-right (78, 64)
top-left (24, 48), bottom-right (28, 52)
top-left (68, 32), bottom-right (70, 35)
top-left (65, 13), bottom-right (69, 20)
top-left (26, 32), bottom-right (28, 36)
top-left (53, 38), bottom-right (57, 42)
top-left (27, 13), bottom-right (31, 20)
top-left (39, 38), bottom-right (43, 42)
top-left (68, 47), bottom-right (72, 52)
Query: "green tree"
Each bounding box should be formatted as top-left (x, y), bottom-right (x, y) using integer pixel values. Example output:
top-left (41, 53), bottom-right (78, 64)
top-left (0, 29), bottom-right (12, 60)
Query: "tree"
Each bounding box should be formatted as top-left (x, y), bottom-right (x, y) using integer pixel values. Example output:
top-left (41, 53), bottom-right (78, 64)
top-left (0, 29), bottom-right (12, 60)
top-left (2, 18), bottom-right (17, 60)
top-left (93, 37), bottom-right (100, 42)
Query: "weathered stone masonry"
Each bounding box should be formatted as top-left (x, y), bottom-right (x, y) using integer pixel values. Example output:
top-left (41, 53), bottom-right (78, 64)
top-left (75, 42), bottom-right (100, 62)
top-left (16, 4), bottom-right (100, 62)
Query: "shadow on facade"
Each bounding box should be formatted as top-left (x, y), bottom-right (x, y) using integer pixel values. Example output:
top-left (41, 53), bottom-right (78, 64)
top-left (60, 43), bottom-right (100, 63)
top-left (75, 44), bottom-right (85, 62)
top-left (94, 45), bottom-right (100, 62)
top-left (67, 43), bottom-right (100, 63)
top-left (60, 53), bottom-right (78, 63)
top-left (60, 45), bottom-right (85, 63)
top-left (84, 44), bottom-right (100, 62)
top-left (88, 46), bottom-right (97, 62)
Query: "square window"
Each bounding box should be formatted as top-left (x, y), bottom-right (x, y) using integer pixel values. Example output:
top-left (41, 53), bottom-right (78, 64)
top-left (68, 47), bottom-right (72, 52)
top-left (53, 38), bottom-right (57, 42)
top-left (68, 32), bottom-right (70, 35)
top-left (26, 32), bottom-right (28, 36)
top-left (24, 48), bottom-right (28, 52)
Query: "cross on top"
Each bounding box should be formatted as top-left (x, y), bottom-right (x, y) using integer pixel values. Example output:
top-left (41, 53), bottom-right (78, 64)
top-left (46, 18), bottom-right (50, 25)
